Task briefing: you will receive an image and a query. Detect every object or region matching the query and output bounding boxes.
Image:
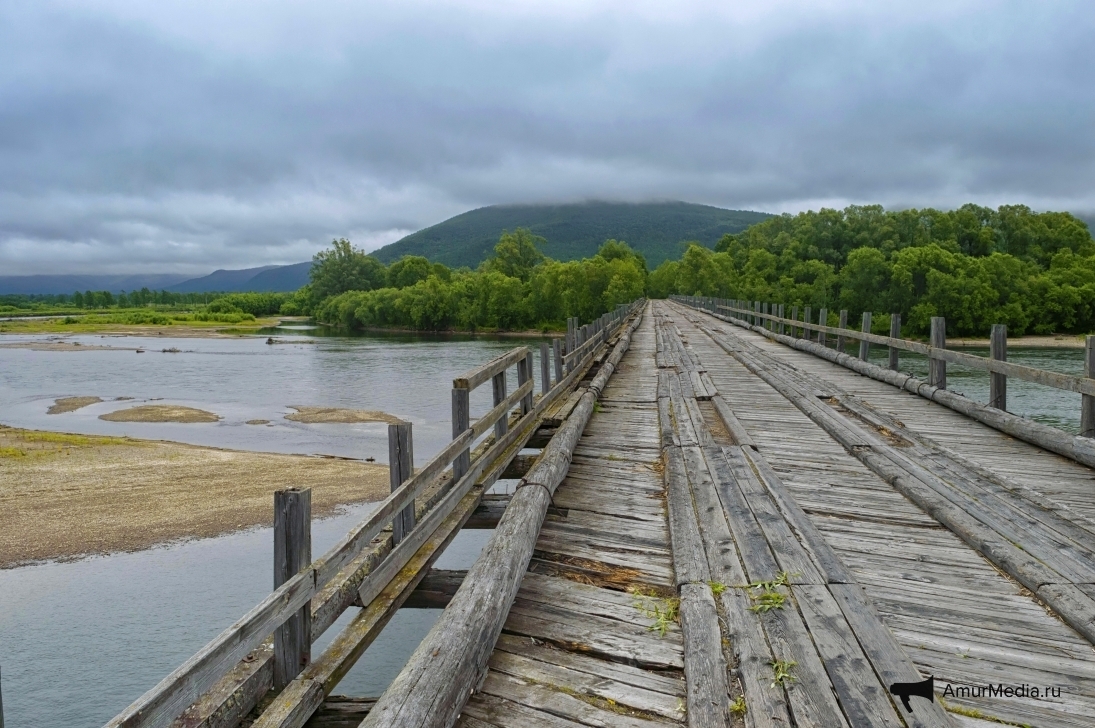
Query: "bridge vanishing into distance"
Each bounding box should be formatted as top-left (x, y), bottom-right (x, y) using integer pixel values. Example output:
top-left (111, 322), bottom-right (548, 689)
top-left (99, 298), bottom-right (1095, 728)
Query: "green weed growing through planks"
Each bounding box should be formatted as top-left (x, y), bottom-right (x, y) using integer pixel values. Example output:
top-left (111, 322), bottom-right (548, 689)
top-left (730, 695), bottom-right (747, 715)
top-left (770, 659), bottom-right (797, 688)
top-left (628, 586), bottom-right (680, 637)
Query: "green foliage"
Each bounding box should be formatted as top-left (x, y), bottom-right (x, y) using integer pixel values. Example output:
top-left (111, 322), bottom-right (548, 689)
top-left (312, 236), bottom-right (648, 332)
top-left (654, 204), bottom-right (1095, 336)
top-left (309, 239), bottom-right (387, 302)
top-left (204, 292), bottom-right (288, 316)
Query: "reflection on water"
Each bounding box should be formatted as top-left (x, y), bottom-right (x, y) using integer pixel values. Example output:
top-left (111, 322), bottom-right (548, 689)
top-left (855, 344), bottom-right (1084, 434)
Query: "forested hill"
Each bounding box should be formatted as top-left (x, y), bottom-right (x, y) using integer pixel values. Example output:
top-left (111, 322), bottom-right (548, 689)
top-left (371, 201), bottom-right (772, 268)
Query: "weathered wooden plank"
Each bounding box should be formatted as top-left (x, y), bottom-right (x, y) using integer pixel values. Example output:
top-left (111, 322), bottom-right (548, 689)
top-left (453, 347), bottom-right (530, 390)
top-left (679, 584), bottom-right (730, 727)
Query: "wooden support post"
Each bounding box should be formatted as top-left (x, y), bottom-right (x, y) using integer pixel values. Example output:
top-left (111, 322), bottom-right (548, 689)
top-left (517, 352), bottom-right (533, 415)
top-left (990, 324), bottom-right (1007, 411)
top-left (818, 308), bottom-right (827, 347)
top-left (804, 306), bottom-right (812, 341)
top-left (1082, 336), bottom-right (1095, 437)
top-left (552, 338), bottom-right (563, 384)
top-left (929, 316), bottom-right (947, 389)
top-left (539, 343), bottom-right (550, 395)
top-left (838, 309), bottom-right (848, 352)
top-left (753, 300), bottom-right (760, 326)
top-left (777, 304), bottom-right (785, 335)
top-left (1, 664), bottom-right (4, 728)
top-left (859, 311), bottom-right (872, 360)
top-left (388, 422), bottom-right (415, 545)
top-left (491, 371), bottom-right (508, 438)
top-left (452, 387), bottom-right (470, 481)
top-left (888, 313), bottom-right (901, 371)
top-left (791, 305), bottom-right (799, 337)
top-left (566, 318), bottom-right (576, 373)
top-left (273, 487), bottom-right (311, 690)
top-left (762, 302), bottom-right (769, 330)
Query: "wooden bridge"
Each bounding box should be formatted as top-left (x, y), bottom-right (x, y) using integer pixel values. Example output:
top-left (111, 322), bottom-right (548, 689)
top-left (100, 298), bottom-right (1095, 728)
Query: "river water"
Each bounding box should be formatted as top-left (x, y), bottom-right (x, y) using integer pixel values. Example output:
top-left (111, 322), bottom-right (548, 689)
top-left (0, 326), bottom-right (542, 727)
top-left (0, 327), bottom-right (1086, 726)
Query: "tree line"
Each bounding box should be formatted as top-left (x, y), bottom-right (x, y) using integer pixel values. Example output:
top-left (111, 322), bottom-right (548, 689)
top-left (648, 204), bottom-right (1095, 336)
top-left (287, 232), bottom-right (647, 331)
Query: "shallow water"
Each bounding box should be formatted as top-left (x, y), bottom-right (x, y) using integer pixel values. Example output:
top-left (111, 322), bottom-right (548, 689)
top-left (0, 328), bottom-right (538, 727)
top-left (0, 328), bottom-right (549, 460)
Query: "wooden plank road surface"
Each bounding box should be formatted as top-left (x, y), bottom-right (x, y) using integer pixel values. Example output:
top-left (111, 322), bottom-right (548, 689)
top-left (455, 306), bottom-right (691, 726)
top-left (662, 300), bottom-right (1095, 728)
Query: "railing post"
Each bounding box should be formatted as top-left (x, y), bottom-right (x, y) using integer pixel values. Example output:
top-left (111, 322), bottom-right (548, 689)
top-left (518, 351), bottom-right (533, 415)
top-left (566, 318), bottom-right (576, 373)
top-left (762, 302), bottom-right (769, 330)
top-left (274, 487), bottom-right (311, 690)
top-left (859, 312), bottom-right (872, 360)
top-left (804, 306), bottom-right (812, 341)
top-left (888, 314), bottom-right (901, 370)
top-left (1083, 336), bottom-right (1095, 437)
top-left (492, 371), bottom-right (508, 438)
top-left (452, 386), bottom-right (470, 481)
top-left (553, 338), bottom-right (563, 384)
top-left (1, 663), bottom-right (5, 728)
top-left (838, 310), bottom-right (848, 353)
top-left (388, 423), bottom-right (415, 544)
top-left (929, 316), bottom-right (947, 389)
top-left (990, 324), bottom-right (1007, 411)
top-left (818, 308), bottom-right (828, 347)
top-left (539, 342), bottom-right (550, 395)
top-left (791, 305), bottom-right (799, 337)
top-left (778, 304), bottom-right (785, 335)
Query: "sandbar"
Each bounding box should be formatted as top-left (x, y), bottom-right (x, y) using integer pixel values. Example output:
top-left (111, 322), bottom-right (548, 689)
top-left (99, 404), bottom-right (221, 423)
top-left (48, 396), bottom-right (103, 414)
top-left (285, 405), bottom-right (403, 425)
top-left (0, 425), bottom-right (388, 568)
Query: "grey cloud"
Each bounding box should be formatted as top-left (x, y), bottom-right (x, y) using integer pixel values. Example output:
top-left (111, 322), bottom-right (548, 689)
top-left (1, 1), bottom-right (1093, 273)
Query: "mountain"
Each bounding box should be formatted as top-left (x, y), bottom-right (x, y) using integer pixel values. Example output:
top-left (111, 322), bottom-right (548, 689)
top-left (0, 273), bottom-right (191, 295)
top-left (244, 261), bottom-right (313, 291)
top-left (0, 264), bottom-right (312, 295)
top-left (371, 201), bottom-right (774, 268)
top-left (165, 266), bottom-right (279, 293)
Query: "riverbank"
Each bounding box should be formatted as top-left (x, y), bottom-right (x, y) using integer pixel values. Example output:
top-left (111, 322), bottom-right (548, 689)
top-left (0, 425), bottom-right (388, 568)
top-left (947, 334), bottom-right (1088, 348)
top-left (0, 316), bottom-right (282, 336)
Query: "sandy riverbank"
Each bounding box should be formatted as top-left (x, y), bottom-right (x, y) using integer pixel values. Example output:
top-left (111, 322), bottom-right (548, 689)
top-left (947, 334), bottom-right (1088, 348)
top-left (0, 425), bottom-right (389, 568)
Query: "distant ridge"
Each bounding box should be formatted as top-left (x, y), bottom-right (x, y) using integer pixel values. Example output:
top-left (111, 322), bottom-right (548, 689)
top-left (0, 273), bottom-right (191, 296)
top-left (0, 264), bottom-right (312, 295)
top-left (371, 201), bottom-right (773, 268)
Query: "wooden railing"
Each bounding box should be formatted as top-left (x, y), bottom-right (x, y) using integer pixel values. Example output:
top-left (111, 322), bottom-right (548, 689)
top-left (103, 299), bottom-right (644, 728)
top-left (674, 295), bottom-right (1095, 420)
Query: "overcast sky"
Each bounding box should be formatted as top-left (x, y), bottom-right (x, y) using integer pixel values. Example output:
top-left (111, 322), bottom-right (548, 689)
top-left (1, 1), bottom-right (1092, 274)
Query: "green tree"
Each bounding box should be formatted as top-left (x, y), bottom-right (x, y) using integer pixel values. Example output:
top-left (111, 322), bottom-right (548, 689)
top-left (487, 229), bottom-right (545, 281)
top-left (310, 239), bottom-right (388, 300)
top-left (388, 255), bottom-right (433, 289)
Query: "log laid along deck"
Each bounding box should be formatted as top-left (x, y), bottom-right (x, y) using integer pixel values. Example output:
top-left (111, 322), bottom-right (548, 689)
top-left (101, 299), bottom-right (1095, 728)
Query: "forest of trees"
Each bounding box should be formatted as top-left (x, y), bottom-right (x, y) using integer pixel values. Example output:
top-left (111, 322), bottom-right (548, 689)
top-left (648, 204), bottom-right (1095, 336)
top-left (292, 231), bottom-right (647, 331)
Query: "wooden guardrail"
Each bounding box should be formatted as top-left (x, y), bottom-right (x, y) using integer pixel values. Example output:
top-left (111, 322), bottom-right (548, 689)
top-left (672, 295), bottom-right (1095, 469)
top-left (103, 300), bottom-right (643, 728)
top-left (674, 296), bottom-right (1095, 422)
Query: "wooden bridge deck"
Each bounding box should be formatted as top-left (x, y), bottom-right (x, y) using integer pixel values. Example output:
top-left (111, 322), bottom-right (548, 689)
top-left (458, 309), bottom-right (690, 726)
top-left (454, 301), bottom-right (1095, 728)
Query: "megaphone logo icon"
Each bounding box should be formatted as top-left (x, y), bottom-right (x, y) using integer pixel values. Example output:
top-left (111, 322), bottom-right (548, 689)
top-left (889, 676), bottom-right (934, 713)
